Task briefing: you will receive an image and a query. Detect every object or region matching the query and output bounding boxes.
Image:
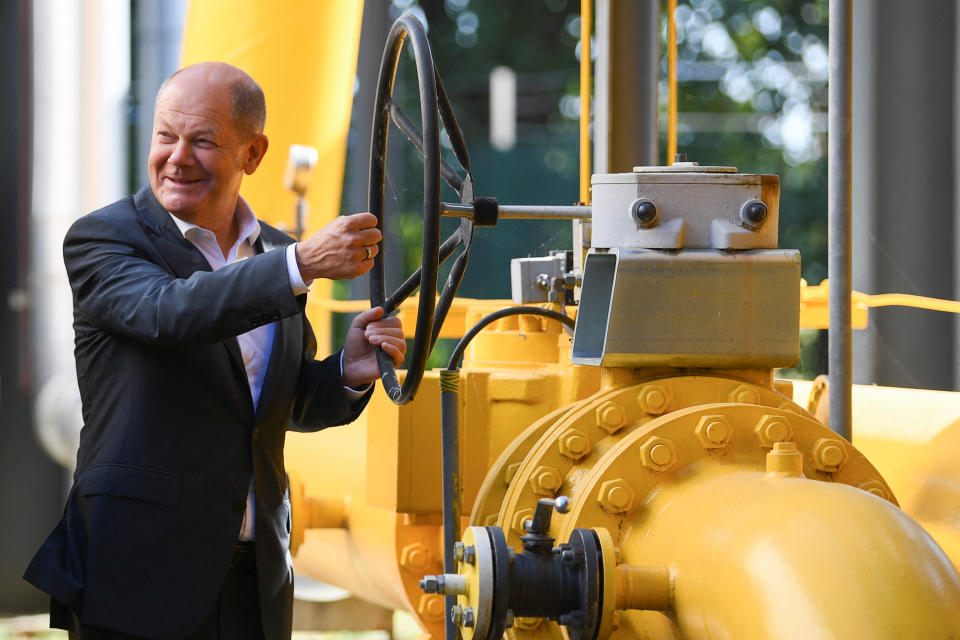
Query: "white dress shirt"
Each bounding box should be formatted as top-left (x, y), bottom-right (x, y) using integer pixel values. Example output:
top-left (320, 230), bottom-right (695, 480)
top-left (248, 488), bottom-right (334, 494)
top-left (170, 200), bottom-right (370, 541)
top-left (169, 198), bottom-right (307, 540)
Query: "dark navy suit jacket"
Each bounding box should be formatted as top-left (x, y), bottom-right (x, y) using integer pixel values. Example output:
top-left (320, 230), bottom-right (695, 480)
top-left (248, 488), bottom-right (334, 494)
top-left (25, 187), bottom-right (370, 639)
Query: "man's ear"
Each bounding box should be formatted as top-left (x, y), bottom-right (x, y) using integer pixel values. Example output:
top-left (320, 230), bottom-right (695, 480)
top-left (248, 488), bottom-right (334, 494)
top-left (243, 133), bottom-right (269, 175)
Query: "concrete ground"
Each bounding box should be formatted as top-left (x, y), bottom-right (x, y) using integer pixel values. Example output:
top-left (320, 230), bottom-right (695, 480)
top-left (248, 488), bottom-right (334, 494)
top-left (0, 612), bottom-right (421, 639)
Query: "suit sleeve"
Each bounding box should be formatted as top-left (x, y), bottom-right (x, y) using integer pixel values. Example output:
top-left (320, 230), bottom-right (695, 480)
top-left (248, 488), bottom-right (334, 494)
top-left (64, 211), bottom-right (302, 346)
top-left (287, 313), bottom-right (373, 432)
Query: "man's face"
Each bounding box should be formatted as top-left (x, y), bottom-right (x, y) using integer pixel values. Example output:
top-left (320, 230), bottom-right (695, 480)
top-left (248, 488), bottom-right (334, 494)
top-left (148, 73), bottom-right (263, 224)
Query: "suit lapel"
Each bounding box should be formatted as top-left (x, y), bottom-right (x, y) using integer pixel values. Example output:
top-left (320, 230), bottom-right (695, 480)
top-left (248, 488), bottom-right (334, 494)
top-left (252, 230), bottom-right (299, 423)
top-left (133, 188), bottom-right (250, 404)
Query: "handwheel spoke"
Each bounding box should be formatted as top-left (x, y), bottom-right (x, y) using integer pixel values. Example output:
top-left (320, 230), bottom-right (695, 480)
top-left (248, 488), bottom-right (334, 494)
top-left (389, 101), bottom-right (465, 194)
top-left (381, 228), bottom-right (465, 315)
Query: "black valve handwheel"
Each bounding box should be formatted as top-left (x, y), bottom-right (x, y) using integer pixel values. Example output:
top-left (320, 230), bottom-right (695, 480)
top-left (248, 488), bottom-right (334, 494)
top-left (368, 13), bottom-right (475, 405)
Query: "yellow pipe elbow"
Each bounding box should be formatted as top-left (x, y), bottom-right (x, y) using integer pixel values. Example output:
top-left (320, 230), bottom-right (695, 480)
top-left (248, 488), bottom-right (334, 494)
top-left (630, 472), bottom-right (960, 638)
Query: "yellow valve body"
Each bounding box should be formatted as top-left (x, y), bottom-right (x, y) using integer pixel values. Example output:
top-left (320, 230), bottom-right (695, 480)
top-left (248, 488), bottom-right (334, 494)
top-left (285, 300), bottom-right (960, 639)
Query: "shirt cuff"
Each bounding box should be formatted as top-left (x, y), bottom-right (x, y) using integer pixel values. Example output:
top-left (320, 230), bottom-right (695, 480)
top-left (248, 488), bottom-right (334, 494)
top-left (286, 243), bottom-right (312, 295)
top-left (340, 350), bottom-right (372, 398)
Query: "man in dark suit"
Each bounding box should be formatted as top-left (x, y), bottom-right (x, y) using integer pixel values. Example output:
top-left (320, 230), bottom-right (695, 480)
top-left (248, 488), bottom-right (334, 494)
top-left (24, 62), bottom-right (405, 640)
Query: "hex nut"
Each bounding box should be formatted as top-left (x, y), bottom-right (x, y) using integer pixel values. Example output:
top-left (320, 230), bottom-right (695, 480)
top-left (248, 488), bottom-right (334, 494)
top-left (450, 604), bottom-right (464, 625)
top-left (729, 384), bottom-right (761, 405)
top-left (695, 414), bottom-right (732, 449)
top-left (754, 414), bottom-right (794, 448)
top-left (513, 617), bottom-right (542, 630)
top-left (558, 428), bottom-right (591, 460)
top-left (503, 462), bottom-right (521, 486)
top-left (597, 479), bottom-right (636, 514)
top-left (812, 437), bottom-right (848, 472)
top-left (420, 575), bottom-right (439, 594)
top-left (858, 480), bottom-right (891, 501)
top-left (505, 610), bottom-right (516, 628)
top-left (596, 401), bottom-right (627, 433)
top-left (529, 465), bottom-right (563, 496)
top-left (639, 436), bottom-right (677, 471)
top-left (417, 594), bottom-right (444, 620)
top-left (512, 508), bottom-right (534, 535)
top-left (636, 384), bottom-right (670, 415)
top-left (400, 543), bottom-right (431, 573)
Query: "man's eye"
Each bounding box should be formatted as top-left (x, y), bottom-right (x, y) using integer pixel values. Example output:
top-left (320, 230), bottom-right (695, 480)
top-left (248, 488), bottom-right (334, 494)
top-left (196, 139), bottom-right (216, 148)
top-left (156, 131), bottom-right (175, 141)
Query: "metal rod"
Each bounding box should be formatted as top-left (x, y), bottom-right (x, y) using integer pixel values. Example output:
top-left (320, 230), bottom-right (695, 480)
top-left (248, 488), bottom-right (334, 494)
top-left (441, 202), bottom-right (592, 221)
top-left (828, 0), bottom-right (853, 441)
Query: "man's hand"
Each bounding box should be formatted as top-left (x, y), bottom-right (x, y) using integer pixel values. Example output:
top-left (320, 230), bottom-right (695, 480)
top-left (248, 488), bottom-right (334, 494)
top-left (342, 307), bottom-right (406, 390)
top-left (295, 212), bottom-right (381, 281)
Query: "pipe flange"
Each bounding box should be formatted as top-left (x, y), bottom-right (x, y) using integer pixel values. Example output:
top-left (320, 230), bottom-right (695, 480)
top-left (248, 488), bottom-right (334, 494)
top-left (455, 526), bottom-right (495, 640)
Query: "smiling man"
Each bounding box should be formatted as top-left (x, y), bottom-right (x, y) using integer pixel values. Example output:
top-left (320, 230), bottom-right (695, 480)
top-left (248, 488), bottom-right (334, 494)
top-left (25, 62), bottom-right (404, 640)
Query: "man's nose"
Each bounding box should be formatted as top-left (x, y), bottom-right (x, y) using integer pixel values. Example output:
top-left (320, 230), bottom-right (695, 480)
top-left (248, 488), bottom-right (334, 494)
top-left (167, 140), bottom-right (194, 167)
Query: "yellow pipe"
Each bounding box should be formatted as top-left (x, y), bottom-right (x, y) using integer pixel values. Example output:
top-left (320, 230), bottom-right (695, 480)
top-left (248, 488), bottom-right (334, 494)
top-left (580, 0), bottom-right (592, 204)
top-left (633, 471), bottom-right (960, 637)
top-left (667, 0), bottom-right (678, 163)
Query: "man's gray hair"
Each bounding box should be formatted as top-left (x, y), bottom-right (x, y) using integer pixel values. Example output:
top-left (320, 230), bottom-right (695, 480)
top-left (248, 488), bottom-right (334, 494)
top-left (156, 63), bottom-right (266, 138)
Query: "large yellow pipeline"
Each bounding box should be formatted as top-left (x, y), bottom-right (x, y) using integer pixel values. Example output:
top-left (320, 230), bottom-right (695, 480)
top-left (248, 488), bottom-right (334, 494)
top-left (794, 379), bottom-right (960, 571)
top-left (630, 471), bottom-right (960, 637)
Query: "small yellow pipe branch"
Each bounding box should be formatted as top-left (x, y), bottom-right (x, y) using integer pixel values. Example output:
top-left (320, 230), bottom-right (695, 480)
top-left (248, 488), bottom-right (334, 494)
top-left (580, 0), bottom-right (592, 204)
top-left (667, 0), bottom-right (678, 163)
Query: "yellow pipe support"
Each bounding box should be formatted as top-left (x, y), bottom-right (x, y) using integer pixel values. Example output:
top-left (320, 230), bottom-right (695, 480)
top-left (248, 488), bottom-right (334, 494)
top-left (633, 472), bottom-right (960, 638)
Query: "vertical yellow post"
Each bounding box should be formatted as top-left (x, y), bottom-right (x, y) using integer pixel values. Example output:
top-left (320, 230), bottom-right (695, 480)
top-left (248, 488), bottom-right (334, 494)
top-left (180, 1), bottom-right (365, 355)
top-left (580, 0), bottom-right (592, 204)
top-left (667, 0), bottom-right (678, 163)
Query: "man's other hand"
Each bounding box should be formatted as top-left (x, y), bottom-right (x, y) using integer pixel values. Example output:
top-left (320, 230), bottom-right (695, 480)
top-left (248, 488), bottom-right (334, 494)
top-left (295, 212), bottom-right (381, 281)
top-left (341, 307), bottom-right (406, 390)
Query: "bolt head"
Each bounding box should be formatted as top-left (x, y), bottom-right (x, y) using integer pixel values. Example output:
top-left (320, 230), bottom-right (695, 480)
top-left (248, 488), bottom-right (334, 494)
top-left (812, 437), bottom-right (848, 472)
top-left (858, 480), bottom-right (891, 501)
top-left (463, 607), bottom-right (476, 628)
top-left (417, 594), bottom-right (444, 620)
top-left (450, 604), bottom-right (463, 625)
top-left (631, 199), bottom-right (659, 228)
top-left (597, 479), bottom-right (636, 514)
top-left (637, 384), bottom-right (670, 415)
top-left (740, 199), bottom-right (769, 229)
top-left (400, 543), bottom-right (431, 573)
top-left (754, 414), bottom-right (794, 448)
top-left (639, 436), bottom-right (677, 471)
top-left (512, 508), bottom-right (534, 535)
top-left (729, 384), bottom-right (761, 405)
top-left (453, 541), bottom-right (465, 562)
top-left (558, 428), bottom-right (591, 460)
top-left (596, 401), bottom-right (627, 433)
top-left (529, 465), bottom-right (563, 496)
top-left (695, 414), bottom-right (732, 449)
